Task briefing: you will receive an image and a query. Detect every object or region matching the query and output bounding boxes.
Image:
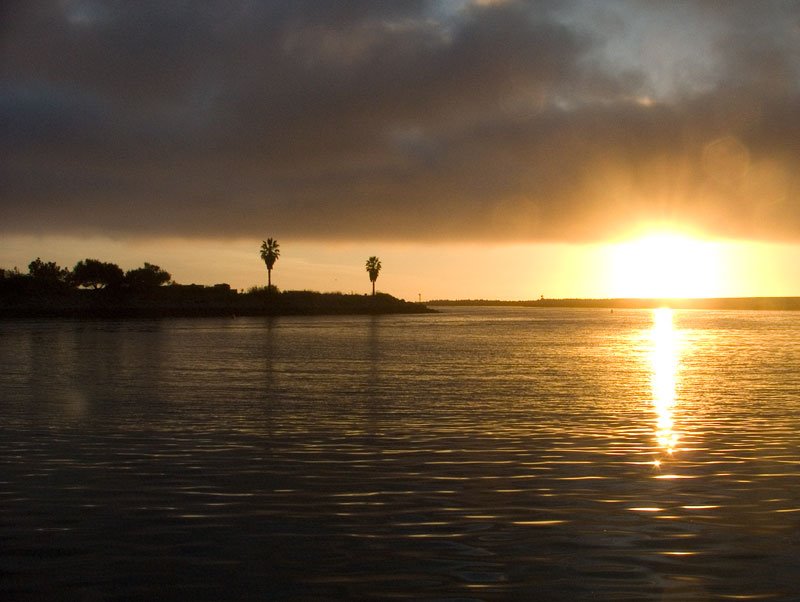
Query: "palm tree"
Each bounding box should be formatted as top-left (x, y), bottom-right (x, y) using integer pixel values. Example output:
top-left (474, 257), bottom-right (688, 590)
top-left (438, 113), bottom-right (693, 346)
top-left (365, 256), bottom-right (381, 296)
top-left (259, 238), bottom-right (280, 289)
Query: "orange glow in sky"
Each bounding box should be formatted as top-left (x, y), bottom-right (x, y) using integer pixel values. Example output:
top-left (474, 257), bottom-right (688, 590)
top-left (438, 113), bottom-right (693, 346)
top-left (3, 232), bottom-right (800, 301)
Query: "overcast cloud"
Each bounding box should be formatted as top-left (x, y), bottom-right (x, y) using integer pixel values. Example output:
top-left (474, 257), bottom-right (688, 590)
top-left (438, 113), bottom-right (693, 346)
top-left (2, 0), bottom-right (799, 241)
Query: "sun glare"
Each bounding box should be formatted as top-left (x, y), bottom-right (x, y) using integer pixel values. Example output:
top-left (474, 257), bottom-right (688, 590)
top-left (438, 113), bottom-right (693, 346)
top-left (651, 308), bottom-right (679, 460)
top-left (609, 232), bottom-right (724, 298)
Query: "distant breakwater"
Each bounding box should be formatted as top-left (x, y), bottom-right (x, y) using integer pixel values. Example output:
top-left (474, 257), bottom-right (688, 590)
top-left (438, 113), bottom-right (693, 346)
top-left (428, 297), bottom-right (800, 311)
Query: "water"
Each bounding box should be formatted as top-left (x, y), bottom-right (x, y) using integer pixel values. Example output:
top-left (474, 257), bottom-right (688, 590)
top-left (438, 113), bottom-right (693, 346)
top-left (2, 307), bottom-right (800, 600)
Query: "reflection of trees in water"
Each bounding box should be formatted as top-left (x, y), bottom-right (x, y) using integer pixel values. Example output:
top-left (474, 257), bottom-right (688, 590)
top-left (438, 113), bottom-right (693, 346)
top-left (362, 316), bottom-right (389, 432)
top-left (367, 316), bottom-right (380, 388)
top-left (25, 324), bottom-right (90, 419)
top-left (24, 321), bottom-right (167, 421)
top-left (262, 317), bottom-right (277, 389)
top-left (259, 317), bottom-right (281, 437)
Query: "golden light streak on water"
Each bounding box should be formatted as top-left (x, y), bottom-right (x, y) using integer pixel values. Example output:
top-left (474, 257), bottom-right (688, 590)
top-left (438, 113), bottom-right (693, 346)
top-left (651, 308), bottom-right (680, 464)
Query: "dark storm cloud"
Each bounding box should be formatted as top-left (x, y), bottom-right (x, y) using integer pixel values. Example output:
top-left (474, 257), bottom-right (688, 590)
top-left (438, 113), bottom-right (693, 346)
top-left (2, 0), bottom-right (799, 241)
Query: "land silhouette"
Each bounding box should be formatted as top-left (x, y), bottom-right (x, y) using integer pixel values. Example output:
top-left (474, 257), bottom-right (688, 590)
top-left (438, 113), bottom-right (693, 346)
top-left (0, 251), bottom-right (430, 318)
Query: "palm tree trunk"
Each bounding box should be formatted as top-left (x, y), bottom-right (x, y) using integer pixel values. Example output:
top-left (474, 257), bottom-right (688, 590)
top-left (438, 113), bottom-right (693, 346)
top-left (372, 281), bottom-right (375, 296)
top-left (268, 269), bottom-right (272, 289)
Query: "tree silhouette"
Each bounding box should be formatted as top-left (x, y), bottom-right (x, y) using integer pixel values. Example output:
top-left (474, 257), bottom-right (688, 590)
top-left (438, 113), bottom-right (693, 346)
top-left (72, 259), bottom-right (124, 289)
top-left (259, 238), bottom-right (280, 289)
top-left (365, 256), bottom-right (381, 296)
top-left (125, 263), bottom-right (171, 289)
top-left (28, 258), bottom-right (69, 283)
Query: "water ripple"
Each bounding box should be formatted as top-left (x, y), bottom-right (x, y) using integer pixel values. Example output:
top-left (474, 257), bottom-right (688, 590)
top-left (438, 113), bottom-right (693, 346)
top-left (2, 309), bottom-right (800, 599)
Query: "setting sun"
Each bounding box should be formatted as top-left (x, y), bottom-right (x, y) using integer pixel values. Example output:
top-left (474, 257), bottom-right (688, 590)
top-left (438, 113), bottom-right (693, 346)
top-left (608, 232), bottom-right (725, 299)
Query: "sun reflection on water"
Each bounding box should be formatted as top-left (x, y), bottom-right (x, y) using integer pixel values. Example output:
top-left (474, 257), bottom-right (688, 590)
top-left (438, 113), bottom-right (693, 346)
top-left (650, 308), bottom-right (680, 466)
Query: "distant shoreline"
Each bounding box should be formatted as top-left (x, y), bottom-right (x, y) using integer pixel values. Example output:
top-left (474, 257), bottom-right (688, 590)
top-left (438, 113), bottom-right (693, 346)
top-left (428, 297), bottom-right (800, 311)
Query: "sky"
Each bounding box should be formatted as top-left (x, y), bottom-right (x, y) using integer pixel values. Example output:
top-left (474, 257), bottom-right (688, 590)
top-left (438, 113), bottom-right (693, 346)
top-left (2, 0), bottom-right (800, 299)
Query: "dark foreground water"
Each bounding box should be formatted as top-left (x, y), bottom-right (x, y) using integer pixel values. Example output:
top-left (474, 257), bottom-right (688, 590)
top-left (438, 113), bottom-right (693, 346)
top-left (2, 307), bottom-right (800, 600)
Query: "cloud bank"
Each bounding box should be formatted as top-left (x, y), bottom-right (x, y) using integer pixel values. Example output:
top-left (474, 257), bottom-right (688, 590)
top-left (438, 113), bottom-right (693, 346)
top-left (2, 0), bottom-right (799, 241)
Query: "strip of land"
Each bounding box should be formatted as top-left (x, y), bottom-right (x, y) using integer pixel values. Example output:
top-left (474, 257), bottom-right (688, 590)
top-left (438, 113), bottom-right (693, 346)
top-left (0, 285), bottom-right (433, 318)
top-left (428, 297), bottom-right (800, 311)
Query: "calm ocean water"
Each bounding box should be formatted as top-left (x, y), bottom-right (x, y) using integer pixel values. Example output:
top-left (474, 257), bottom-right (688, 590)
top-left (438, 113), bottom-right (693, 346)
top-left (2, 307), bottom-right (800, 600)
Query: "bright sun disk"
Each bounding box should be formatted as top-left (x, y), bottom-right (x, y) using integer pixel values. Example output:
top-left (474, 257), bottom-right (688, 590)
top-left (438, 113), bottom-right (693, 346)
top-left (609, 232), bottom-right (724, 299)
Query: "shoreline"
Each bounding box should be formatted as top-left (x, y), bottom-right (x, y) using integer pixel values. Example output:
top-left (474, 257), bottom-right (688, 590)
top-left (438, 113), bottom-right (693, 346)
top-left (0, 289), bottom-right (434, 319)
top-left (6, 291), bottom-right (800, 319)
top-left (428, 297), bottom-right (800, 311)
